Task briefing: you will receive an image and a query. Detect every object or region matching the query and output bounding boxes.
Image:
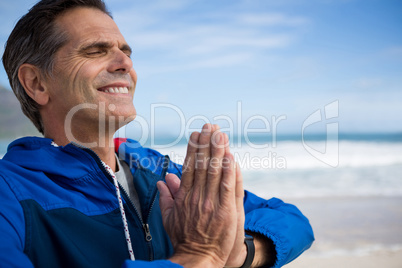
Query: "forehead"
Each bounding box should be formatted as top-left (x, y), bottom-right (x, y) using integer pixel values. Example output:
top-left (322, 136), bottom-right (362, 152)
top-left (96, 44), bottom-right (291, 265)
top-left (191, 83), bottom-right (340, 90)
top-left (55, 7), bottom-right (126, 48)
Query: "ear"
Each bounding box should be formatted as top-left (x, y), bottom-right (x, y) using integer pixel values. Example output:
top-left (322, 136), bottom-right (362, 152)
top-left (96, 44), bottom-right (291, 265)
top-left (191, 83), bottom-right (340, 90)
top-left (18, 63), bottom-right (50, 106)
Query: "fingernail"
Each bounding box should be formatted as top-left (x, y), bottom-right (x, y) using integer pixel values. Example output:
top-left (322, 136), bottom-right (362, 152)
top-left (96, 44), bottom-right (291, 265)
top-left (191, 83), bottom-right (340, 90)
top-left (202, 124), bottom-right (211, 134)
top-left (190, 132), bottom-right (199, 144)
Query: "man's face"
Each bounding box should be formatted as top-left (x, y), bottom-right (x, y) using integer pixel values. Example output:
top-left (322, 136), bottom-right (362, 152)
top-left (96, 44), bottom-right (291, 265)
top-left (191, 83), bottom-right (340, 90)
top-left (44, 7), bottom-right (137, 132)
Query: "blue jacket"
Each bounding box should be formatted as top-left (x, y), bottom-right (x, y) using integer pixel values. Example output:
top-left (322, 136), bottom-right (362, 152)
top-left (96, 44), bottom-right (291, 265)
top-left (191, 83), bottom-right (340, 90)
top-left (0, 137), bottom-right (314, 267)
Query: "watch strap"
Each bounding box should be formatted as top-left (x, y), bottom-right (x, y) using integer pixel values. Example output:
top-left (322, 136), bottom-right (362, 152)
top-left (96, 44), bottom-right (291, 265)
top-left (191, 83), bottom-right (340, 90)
top-left (240, 234), bottom-right (255, 268)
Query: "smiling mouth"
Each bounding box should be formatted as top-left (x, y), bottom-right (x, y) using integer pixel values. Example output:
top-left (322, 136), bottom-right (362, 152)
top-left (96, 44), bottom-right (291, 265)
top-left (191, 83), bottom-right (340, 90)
top-left (98, 87), bottom-right (129, 94)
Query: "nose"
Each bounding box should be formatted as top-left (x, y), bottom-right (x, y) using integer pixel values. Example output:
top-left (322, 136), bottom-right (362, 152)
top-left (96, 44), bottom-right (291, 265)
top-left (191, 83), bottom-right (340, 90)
top-left (108, 49), bottom-right (133, 74)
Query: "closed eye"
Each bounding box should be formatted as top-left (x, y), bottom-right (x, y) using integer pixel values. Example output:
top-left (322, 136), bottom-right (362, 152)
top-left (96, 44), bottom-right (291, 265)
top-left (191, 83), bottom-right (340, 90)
top-left (87, 50), bottom-right (103, 55)
top-left (85, 48), bottom-right (107, 57)
top-left (80, 42), bottom-right (111, 57)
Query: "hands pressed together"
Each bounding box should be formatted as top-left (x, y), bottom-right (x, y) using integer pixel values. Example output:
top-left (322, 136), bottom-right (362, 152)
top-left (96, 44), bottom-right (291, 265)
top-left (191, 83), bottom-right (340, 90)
top-left (157, 124), bottom-right (248, 268)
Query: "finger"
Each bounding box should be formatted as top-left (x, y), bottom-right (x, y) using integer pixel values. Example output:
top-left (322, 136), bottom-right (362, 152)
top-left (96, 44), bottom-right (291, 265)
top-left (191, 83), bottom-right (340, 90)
top-left (210, 124), bottom-right (221, 148)
top-left (165, 173), bottom-right (181, 198)
top-left (235, 162), bottom-right (245, 201)
top-left (219, 152), bottom-right (236, 205)
top-left (205, 131), bottom-right (225, 200)
top-left (222, 132), bottom-right (237, 198)
top-left (230, 162), bottom-right (246, 267)
top-left (180, 131), bottom-right (200, 192)
top-left (192, 124), bottom-right (213, 199)
top-left (223, 132), bottom-right (231, 157)
top-left (235, 162), bottom-right (245, 242)
top-left (222, 134), bottom-right (246, 267)
top-left (157, 181), bottom-right (174, 221)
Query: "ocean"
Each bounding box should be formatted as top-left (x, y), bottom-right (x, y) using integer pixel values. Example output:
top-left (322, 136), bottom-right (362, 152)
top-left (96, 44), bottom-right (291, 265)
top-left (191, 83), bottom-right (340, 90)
top-left (1, 133), bottom-right (402, 199)
top-left (153, 133), bottom-right (402, 199)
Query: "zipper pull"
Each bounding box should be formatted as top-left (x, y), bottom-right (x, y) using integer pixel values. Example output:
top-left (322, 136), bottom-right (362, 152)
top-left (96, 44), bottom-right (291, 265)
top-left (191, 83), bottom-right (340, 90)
top-left (143, 224), bottom-right (152, 242)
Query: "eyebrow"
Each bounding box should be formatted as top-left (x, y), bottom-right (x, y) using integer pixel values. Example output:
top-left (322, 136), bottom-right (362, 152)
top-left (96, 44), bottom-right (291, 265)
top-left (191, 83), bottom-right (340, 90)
top-left (79, 41), bottom-right (132, 54)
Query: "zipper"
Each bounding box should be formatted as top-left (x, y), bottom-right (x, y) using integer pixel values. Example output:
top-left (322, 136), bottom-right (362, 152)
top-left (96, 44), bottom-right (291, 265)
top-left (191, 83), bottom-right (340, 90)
top-left (144, 155), bottom-right (170, 224)
top-left (118, 182), bottom-right (152, 241)
top-left (138, 155), bottom-right (170, 259)
top-left (143, 223), bottom-right (152, 242)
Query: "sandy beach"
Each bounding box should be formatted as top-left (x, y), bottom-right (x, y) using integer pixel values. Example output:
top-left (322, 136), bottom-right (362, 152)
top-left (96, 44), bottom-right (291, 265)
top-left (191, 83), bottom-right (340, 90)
top-left (283, 196), bottom-right (402, 268)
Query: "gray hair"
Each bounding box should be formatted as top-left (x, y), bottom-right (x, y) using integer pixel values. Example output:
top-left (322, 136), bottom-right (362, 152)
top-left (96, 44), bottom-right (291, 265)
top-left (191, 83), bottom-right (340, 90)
top-left (2, 0), bottom-right (111, 134)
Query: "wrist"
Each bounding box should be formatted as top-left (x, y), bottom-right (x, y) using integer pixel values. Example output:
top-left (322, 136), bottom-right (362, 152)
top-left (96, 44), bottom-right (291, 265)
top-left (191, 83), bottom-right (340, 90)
top-left (169, 254), bottom-right (210, 268)
top-left (224, 243), bottom-right (248, 268)
top-left (170, 249), bottom-right (226, 268)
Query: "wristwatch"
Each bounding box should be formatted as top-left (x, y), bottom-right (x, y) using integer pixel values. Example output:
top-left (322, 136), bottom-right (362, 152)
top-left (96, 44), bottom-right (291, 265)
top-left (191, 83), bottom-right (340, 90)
top-left (240, 234), bottom-right (255, 268)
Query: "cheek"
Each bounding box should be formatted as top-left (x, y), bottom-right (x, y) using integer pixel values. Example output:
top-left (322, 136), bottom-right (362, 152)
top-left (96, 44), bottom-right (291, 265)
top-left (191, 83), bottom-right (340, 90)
top-left (55, 58), bottom-right (101, 99)
top-left (130, 69), bottom-right (138, 85)
top-left (55, 55), bottom-right (95, 86)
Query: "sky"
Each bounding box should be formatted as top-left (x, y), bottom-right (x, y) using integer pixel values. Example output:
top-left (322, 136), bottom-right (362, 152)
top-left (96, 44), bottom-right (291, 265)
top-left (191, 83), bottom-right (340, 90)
top-left (0, 0), bottom-right (401, 139)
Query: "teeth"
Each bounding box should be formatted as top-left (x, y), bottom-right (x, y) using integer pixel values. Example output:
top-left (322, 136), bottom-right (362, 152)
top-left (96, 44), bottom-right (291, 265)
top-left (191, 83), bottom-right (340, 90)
top-left (103, 87), bottom-right (129, 93)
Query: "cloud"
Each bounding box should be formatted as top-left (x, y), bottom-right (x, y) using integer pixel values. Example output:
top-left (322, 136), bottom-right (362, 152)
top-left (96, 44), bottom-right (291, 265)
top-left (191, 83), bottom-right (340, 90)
top-left (236, 13), bottom-right (310, 27)
top-left (181, 31), bottom-right (293, 56)
top-left (136, 52), bottom-right (254, 78)
top-left (182, 52), bottom-right (254, 69)
top-left (114, 3), bottom-right (309, 77)
top-left (128, 26), bottom-right (293, 56)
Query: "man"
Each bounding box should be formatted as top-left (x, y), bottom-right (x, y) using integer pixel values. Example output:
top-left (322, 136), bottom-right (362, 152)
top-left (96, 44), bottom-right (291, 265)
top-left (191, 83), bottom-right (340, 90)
top-left (0, 0), bottom-right (314, 267)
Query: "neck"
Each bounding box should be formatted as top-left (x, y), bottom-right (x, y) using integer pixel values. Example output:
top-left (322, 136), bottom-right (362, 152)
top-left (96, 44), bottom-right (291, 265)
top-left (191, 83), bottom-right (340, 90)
top-left (90, 140), bottom-right (117, 172)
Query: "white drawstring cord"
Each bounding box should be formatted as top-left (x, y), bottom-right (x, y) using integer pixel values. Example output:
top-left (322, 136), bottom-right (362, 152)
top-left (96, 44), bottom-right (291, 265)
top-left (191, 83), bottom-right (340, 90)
top-left (103, 163), bottom-right (135, 261)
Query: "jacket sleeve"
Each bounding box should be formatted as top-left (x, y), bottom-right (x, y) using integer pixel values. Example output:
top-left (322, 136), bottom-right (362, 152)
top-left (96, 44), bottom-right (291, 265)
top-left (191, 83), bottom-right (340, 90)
top-left (243, 190), bottom-right (314, 268)
top-left (0, 175), bottom-right (34, 268)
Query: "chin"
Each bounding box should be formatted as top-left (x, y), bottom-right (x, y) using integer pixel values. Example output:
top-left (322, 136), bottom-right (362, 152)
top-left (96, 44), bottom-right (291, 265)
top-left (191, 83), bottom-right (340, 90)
top-left (109, 111), bottom-right (137, 130)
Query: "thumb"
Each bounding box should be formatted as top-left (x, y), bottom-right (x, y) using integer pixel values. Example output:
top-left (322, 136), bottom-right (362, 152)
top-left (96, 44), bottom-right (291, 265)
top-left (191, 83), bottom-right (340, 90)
top-left (165, 173), bottom-right (181, 197)
top-left (157, 181), bottom-right (174, 221)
